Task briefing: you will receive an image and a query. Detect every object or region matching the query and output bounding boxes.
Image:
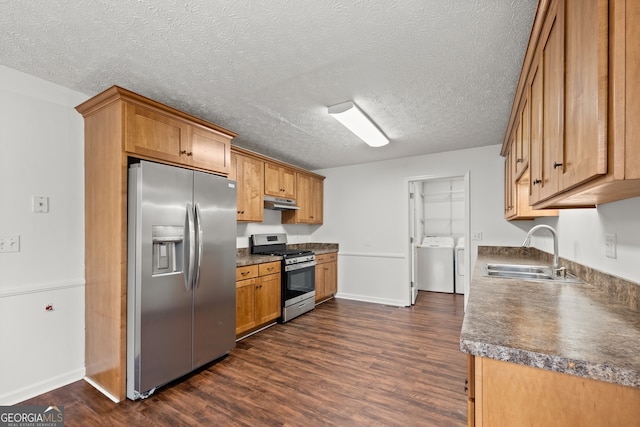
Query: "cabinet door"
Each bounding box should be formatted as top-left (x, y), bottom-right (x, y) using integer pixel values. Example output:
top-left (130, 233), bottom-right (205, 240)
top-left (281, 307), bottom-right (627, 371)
top-left (310, 175), bottom-right (324, 223)
top-left (540, 0), bottom-right (564, 201)
top-left (504, 146), bottom-right (516, 219)
top-left (281, 167), bottom-right (296, 199)
top-left (515, 91), bottom-right (530, 179)
top-left (255, 273), bottom-right (281, 324)
top-left (324, 260), bottom-right (337, 296)
top-left (624, 0), bottom-right (640, 179)
top-left (190, 126), bottom-right (231, 175)
top-left (561, 0), bottom-right (608, 189)
top-left (529, 53), bottom-right (544, 204)
top-left (264, 164), bottom-right (296, 199)
top-left (236, 278), bottom-right (256, 335)
top-left (315, 262), bottom-right (326, 302)
top-left (233, 152), bottom-right (264, 222)
top-left (125, 103), bottom-right (190, 164)
top-left (285, 173), bottom-right (324, 224)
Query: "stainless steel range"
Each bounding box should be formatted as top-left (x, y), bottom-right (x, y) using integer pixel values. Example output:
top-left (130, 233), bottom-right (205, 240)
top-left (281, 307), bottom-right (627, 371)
top-left (250, 234), bottom-right (316, 322)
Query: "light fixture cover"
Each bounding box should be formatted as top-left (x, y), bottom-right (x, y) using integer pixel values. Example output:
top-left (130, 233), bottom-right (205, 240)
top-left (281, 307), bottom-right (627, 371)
top-left (328, 101), bottom-right (389, 147)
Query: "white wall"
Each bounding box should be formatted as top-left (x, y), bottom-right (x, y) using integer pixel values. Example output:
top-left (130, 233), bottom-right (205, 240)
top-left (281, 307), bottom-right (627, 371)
top-left (236, 209), bottom-right (318, 248)
top-left (312, 145), bottom-right (531, 306)
top-left (532, 197), bottom-right (640, 283)
top-left (0, 66), bottom-right (87, 404)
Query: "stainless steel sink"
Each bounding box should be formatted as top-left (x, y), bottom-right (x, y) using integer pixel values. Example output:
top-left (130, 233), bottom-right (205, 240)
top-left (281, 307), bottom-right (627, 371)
top-left (484, 263), bottom-right (582, 283)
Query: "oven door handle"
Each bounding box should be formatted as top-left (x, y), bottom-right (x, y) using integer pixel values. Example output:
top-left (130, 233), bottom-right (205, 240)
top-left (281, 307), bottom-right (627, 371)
top-left (285, 261), bottom-right (316, 272)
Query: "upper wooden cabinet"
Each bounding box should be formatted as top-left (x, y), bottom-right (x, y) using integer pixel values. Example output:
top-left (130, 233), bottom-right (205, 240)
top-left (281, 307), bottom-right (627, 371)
top-left (503, 0), bottom-right (640, 209)
top-left (282, 172), bottom-right (324, 224)
top-left (104, 88), bottom-right (234, 175)
top-left (231, 146), bottom-right (325, 224)
top-left (264, 163), bottom-right (296, 199)
top-left (230, 152), bottom-right (264, 222)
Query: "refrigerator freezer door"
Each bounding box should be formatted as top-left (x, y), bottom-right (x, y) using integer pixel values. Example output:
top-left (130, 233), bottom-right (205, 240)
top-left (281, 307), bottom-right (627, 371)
top-left (127, 161), bottom-right (194, 398)
top-left (192, 171), bottom-right (237, 368)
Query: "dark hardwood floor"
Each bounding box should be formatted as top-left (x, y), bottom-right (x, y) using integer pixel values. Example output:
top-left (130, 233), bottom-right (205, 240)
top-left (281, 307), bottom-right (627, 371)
top-left (20, 292), bottom-right (467, 426)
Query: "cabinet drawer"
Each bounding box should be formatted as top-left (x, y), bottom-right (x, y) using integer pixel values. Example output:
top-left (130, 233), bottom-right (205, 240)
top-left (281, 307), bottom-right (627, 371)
top-left (316, 252), bottom-right (337, 264)
top-left (236, 265), bottom-right (259, 281)
top-left (258, 261), bottom-right (281, 276)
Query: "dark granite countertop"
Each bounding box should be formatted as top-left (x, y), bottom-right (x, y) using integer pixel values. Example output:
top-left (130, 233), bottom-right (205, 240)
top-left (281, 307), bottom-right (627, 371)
top-left (236, 243), bottom-right (339, 267)
top-left (460, 247), bottom-right (640, 388)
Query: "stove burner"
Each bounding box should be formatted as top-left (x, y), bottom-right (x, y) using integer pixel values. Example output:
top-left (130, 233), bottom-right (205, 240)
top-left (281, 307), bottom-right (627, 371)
top-left (269, 249), bottom-right (314, 257)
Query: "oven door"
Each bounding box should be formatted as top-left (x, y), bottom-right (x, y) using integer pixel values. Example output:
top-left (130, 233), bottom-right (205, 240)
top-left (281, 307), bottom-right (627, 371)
top-left (283, 261), bottom-right (315, 307)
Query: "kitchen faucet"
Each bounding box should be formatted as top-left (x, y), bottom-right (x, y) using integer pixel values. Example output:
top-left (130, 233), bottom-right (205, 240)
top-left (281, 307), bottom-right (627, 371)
top-left (522, 224), bottom-right (565, 277)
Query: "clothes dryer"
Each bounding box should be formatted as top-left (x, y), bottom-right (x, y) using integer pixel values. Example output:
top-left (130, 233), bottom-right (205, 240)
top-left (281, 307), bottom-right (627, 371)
top-left (416, 236), bottom-right (455, 293)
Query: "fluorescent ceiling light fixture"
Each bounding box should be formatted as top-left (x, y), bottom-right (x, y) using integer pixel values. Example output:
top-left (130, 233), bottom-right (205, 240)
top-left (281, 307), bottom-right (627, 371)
top-left (328, 101), bottom-right (389, 147)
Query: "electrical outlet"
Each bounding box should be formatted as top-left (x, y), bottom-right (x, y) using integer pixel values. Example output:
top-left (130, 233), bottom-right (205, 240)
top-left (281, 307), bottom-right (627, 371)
top-left (605, 234), bottom-right (617, 259)
top-left (472, 231), bottom-right (483, 241)
top-left (0, 235), bottom-right (20, 253)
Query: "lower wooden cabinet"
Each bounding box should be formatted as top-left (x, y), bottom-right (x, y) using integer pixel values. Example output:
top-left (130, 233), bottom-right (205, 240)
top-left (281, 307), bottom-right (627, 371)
top-left (315, 252), bottom-right (337, 303)
top-left (468, 355), bottom-right (640, 426)
top-left (235, 262), bottom-right (281, 336)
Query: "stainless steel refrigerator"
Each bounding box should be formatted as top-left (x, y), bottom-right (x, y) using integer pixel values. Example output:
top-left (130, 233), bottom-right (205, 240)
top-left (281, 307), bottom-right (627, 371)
top-left (126, 160), bottom-right (237, 400)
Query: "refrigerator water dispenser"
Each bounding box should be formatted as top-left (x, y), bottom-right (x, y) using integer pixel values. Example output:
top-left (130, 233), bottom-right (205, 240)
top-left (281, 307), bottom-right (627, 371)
top-left (152, 225), bottom-right (184, 276)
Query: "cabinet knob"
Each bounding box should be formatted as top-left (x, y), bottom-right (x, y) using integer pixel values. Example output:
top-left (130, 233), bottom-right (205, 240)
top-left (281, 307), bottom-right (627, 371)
top-left (533, 179), bottom-right (542, 185)
top-left (180, 150), bottom-right (187, 155)
top-left (553, 161), bottom-right (563, 169)
top-left (517, 158), bottom-right (523, 163)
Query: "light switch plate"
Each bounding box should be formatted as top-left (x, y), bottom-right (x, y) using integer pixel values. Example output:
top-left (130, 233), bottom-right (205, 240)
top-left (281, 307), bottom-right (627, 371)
top-left (605, 234), bottom-right (616, 259)
top-left (472, 231), bottom-right (483, 241)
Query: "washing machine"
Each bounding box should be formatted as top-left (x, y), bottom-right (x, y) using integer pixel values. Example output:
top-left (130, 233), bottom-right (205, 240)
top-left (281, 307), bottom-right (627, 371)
top-left (416, 236), bottom-right (455, 293)
top-left (455, 237), bottom-right (465, 294)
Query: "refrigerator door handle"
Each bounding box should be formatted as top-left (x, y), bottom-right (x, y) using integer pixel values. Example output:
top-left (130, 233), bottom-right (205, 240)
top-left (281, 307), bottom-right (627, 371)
top-left (193, 203), bottom-right (203, 289)
top-left (184, 202), bottom-right (196, 291)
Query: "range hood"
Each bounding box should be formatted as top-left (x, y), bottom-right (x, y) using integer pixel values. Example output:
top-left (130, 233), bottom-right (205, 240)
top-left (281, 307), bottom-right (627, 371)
top-left (264, 195), bottom-right (300, 211)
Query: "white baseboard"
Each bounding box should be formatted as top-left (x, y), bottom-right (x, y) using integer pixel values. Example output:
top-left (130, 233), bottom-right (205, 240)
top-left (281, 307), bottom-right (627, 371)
top-left (335, 292), bottom-right (408, 307)
top-left (0, 367), bottom-right (85, 406)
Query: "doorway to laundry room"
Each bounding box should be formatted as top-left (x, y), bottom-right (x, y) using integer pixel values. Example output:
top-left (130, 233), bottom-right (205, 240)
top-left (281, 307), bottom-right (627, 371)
top-left (408, 173), bottom-right (469, 305)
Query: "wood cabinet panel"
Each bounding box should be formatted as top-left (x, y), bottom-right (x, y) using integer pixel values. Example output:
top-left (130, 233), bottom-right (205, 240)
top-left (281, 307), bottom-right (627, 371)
top-left (264, 163), bottom-right (296, 199)
top-left (315, 252), bottom-right (337, 303)
top-left (529, 53), bottom-right (544, 203)
top-left (231, 152), bottom-right (264, 222)
top-left (282, 173), bottom-right (324, 224)
top-left (235, 278), bottom-right (256, 335)
top-left (189, 125), bottom-right (231, 174)
top-left (255, 273), bottom-right (281, 325)
top-left (473, 357), bottom-right (640, 427)
top-left (560, 0), bottom-right (608, 190)
top-left (540, 0), bottom-right (564, 201)
top-left (258, 261), bottom-right (280, 276)
top-left (621, 0), bottom-right (640, 179)
top-left (125, 103), bottom-right (188, 164)
top-left (235, 262), bottom-right (281, 337)
top-left (125, 99), bottom-right (232, 175)
top-left (236, 265), bottom-right (258, 281)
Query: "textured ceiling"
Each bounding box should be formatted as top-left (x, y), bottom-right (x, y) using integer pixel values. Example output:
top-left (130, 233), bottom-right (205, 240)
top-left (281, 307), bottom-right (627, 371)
top-left (0, 0), bottom-right (537, 170)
